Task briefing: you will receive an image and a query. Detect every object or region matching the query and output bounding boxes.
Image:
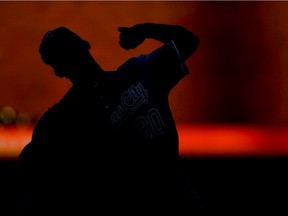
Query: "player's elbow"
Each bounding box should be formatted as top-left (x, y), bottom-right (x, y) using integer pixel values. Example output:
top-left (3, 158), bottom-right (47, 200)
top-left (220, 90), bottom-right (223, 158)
top-left (187, 30), bottom-right (200, 54)
top-left (177, 31), bottom-right (200, 61)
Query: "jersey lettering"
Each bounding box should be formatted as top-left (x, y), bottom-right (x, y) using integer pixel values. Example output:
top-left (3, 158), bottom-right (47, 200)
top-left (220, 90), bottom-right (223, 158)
top-left (111, 83), bottom-right (148, 127)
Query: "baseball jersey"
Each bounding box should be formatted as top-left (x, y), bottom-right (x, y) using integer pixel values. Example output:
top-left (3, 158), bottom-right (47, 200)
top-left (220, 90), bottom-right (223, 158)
top-left (103, 40), bottom-right (189, 163)
top-left (95, 40), bottom-right (192, 212)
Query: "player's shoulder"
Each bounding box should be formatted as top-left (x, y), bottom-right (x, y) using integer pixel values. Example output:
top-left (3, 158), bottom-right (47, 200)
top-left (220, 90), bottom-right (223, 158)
top-left (119, 54), bottom-right (147, 68)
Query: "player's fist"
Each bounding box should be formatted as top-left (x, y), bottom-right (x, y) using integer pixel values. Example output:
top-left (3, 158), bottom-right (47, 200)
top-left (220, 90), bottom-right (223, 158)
top-left (118, 25), bottom-right (145, 50)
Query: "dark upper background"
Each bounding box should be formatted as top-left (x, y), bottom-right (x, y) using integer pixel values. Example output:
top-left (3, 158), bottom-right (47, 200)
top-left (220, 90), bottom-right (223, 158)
top-left (1, 1), bottom-right (288, 125)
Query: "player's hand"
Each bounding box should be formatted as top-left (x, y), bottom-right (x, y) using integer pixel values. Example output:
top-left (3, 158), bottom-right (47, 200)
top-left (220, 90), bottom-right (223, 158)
top-left (118, 25), bottom-right (145, 50)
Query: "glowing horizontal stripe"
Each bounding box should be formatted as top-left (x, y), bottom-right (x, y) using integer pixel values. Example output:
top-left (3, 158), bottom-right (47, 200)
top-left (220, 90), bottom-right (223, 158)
top-left (178, 124), bottom-right (288, 157)
top-left (2, 124), bottom-right (288, 159)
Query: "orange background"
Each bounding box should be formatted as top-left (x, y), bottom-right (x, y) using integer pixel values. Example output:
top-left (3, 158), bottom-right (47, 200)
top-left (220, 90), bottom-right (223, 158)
top-left (2, 1), bottom-right (288, 158)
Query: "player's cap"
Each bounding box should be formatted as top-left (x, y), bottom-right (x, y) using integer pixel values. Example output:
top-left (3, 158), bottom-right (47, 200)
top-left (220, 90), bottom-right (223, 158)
top-left (39, 27), bottom-right (91, 65)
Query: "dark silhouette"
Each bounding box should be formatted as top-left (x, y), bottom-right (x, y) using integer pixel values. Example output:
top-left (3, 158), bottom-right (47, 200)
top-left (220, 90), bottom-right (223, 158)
top-left (19, 23), bottom-right (200, 215)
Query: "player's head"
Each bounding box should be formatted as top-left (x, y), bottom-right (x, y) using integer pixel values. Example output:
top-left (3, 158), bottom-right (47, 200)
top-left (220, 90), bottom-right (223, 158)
top-left (39, 27), bottom-right (91, 77)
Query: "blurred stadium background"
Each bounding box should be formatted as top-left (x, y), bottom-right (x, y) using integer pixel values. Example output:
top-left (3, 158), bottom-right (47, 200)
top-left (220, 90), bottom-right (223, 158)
top-left (1, 1), bottom-right (288, 213)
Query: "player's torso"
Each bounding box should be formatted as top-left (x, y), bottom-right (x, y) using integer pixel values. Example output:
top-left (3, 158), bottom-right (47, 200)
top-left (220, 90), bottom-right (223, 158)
top-left (102, 69), bottom-right (179, 159)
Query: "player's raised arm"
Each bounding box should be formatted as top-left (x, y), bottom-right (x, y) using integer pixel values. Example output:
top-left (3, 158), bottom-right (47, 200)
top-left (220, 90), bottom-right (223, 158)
top-left (118, 23), bottom-right (200, 61)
